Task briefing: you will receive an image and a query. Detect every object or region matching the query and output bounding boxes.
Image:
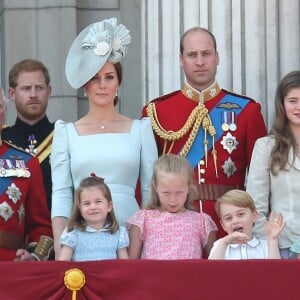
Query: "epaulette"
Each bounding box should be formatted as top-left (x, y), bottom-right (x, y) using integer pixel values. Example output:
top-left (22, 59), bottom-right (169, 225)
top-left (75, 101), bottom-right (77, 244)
top-left (223, 89), bottom-right (259, 103)
top-left (148, 90), bottom-right (181, 103)
top-left (3, 140), bottom-right (34, 157)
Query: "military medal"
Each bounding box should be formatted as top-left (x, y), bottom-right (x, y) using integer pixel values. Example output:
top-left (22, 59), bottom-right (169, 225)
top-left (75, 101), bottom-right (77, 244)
top-left (26, 134), bottom-right (38, 155)
top-left (229, 111), bottom-right (237, 131)
top-left (222, 157), bottom-right (237, 177)
top-left (6, 159), bottom-right (13, 169)
top-left (18, 204), bottom-right (25, 224)
top-left (14, 159), bottom-right (31, 177)
top-left (221, 132), bottom-right (239, 154)
top-left (0, 168), bottom-right (6, 176)
top-left (0, 157), bottom-right (31, 178)
top-left (15, 159), bottom-right (26, 169)
top-left (0, 159), bottom-right (10, 177)
top-left (0, 201), bottom-right (14, 221)
top-left (221, 111), bottom-right (229, 131)
top-left (6, 183), bottom-right (22, 204)
top-left (0, 159), bottom-right (6, 176)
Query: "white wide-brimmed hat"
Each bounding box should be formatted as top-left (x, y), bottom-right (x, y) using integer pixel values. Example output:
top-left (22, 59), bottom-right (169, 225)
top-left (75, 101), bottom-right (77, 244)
top-left (65, 18), bottom-right (131, 89)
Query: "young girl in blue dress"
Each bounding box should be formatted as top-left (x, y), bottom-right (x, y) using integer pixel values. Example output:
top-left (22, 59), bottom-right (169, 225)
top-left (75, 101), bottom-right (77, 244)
top-left (58, 175), bottom-right (129, 261)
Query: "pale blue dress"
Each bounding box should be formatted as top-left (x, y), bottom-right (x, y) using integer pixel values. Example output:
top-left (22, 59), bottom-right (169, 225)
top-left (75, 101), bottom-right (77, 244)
top-left (60, 225), bottom-right (129, 261)
top-left (50, 118), bottom-right (158, 225)
top-left (290, 239), bottom-right (300, 258)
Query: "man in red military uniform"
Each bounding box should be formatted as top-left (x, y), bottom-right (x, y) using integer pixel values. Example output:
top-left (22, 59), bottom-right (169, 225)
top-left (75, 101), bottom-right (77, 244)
top-left (142, 27), bottom-right (267, 239)
top-left (0, 88), bottom-right (53, 261)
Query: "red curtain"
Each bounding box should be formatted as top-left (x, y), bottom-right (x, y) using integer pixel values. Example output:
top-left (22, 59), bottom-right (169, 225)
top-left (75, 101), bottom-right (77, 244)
top-left (0, 259), bottom-right (298, 299)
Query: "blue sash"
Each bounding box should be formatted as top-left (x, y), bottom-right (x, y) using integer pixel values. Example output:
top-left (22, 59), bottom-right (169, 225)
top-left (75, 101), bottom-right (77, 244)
top-left (185, 94), bottom-right (250, 168)
top-left (0, 147), bottom-right (31, 195)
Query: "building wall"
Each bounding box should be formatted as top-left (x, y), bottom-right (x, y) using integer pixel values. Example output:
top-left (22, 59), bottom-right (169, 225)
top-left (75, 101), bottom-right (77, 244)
top-left (1, 0), bottom-right (78, 123)
top-left (0, 0), bottom-right (142, 124)
top-left (143, 0), bottom-right (300, 128)
top-left (0, 0), bottom-right (299, 129)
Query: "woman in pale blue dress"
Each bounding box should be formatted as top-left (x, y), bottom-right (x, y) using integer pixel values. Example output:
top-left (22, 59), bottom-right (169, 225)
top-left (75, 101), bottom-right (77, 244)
top-left (51, 18), bottom-right (158, 258)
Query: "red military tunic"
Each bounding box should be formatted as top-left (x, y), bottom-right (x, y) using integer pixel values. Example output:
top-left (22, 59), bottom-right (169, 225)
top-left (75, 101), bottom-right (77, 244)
top-left (0, 142), bottom-right (53, 261)
top-left (142, 82), bottom-right (267, 238)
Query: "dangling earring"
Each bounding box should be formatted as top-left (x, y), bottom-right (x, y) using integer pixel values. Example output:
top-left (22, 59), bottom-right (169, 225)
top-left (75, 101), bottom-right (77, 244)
top-left (82, 88), bottom-right (87, 97)
top-left (116, 90), bottom-right (118, 97)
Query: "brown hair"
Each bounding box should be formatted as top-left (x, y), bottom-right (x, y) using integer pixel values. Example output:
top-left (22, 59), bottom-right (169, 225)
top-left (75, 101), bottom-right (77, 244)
top-left (215, 189), bottom-right (257, 218)
top-left (180, 27), bottom-right (217, 55)
top-left (9, 59), bottom-right (51, 88)
top-left (147, 154), bottom-right (198, 210)
top-left (67, 175), bottom-right (119, 234)
top-left (113, 62), bottom-right (122, 106)
top-left (0, 87), bottom-right (6, 107)
top-left (269, 70), bottom-right (300, 175)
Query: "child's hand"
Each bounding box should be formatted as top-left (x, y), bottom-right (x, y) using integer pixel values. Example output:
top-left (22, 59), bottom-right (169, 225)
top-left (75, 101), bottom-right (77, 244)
top-left (263, 211), bottom-right (285, 240)
top-left (222, 231), bottom-right (250, 245)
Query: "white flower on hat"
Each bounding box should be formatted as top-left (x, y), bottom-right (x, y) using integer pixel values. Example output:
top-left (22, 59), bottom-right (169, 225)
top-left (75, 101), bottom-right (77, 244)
top-left (113, 37), bottom-right (121, 52)
top-left (82, 22), bottom-right (111, 56)
top-left (94, 41), bottom-right (110, 56)
top-left (81, 18), bottom-right (131, 64)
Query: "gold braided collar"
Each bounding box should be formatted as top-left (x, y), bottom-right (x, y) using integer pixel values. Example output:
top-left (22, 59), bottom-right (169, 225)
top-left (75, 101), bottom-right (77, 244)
top-left (182, 82), bottom-right (221, 103)
top-left (147, 103), bottom-right (203, 142)
top-left (147, 98), bottom-right (216, 163)
top-left (147, 82), bottom-right (219, 175)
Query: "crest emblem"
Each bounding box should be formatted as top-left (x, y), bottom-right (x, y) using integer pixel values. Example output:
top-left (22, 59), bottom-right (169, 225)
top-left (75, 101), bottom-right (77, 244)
top-left (222, 157), bottom-right (237, 177)
top-left (186, 89), bottom-right (193, 98)
top-left (221, 132), bottom-right (239, 154)
top-left (210, 88), bottom-right (217, 97)
top-left (6, 183), bottom-right (22, 204)
top-left (0, 201), bottom-right (13, 221)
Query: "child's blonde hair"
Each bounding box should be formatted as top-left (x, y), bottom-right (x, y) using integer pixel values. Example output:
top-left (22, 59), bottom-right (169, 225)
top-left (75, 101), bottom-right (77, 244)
top-left (67, 175), bottom-right (119, 233)
top-left (147, 154), bottom-right (198, 210)
top-left (215, 189), bottom-right (257, 218)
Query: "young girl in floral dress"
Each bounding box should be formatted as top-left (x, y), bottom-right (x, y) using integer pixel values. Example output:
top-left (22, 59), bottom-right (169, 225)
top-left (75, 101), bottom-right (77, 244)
top-left (127, 154), bottom-right (217, 259)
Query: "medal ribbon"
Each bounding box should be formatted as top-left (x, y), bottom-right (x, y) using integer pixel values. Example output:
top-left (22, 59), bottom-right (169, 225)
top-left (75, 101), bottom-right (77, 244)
top-left (185, 94), bottom-right (249, 168)
top-left (0, 147), bottom-right (31, 195)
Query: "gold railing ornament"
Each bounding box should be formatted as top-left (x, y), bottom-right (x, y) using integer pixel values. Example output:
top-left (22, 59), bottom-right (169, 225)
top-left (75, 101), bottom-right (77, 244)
top-left (64, 268), bottom-right (86, 300)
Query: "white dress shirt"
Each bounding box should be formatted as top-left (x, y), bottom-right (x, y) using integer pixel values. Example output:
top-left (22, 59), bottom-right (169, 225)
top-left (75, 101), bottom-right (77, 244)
top-left (209, 236), bottom-right (268, 259)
